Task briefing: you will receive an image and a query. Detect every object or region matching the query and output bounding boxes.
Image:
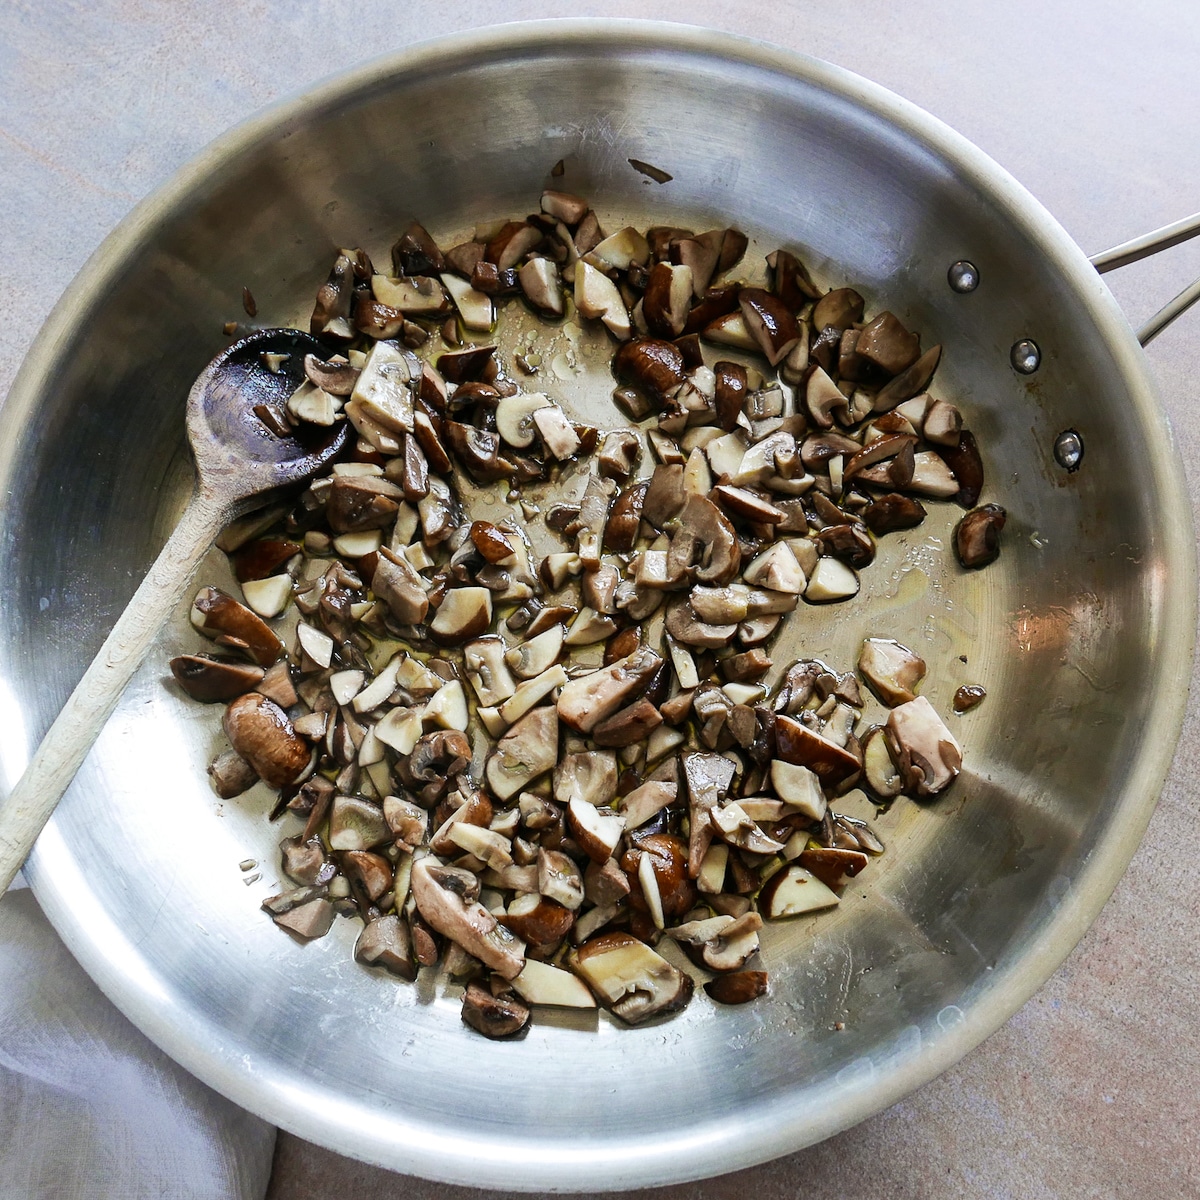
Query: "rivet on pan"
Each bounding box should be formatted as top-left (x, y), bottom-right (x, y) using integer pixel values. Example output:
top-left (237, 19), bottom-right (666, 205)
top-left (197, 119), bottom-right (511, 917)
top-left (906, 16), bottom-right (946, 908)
top-left (1011, 339), bottom-right (1041, 374)
top-left (1053, 429), bottom-right (1083, 472)
top-left (947, 260), bottom-right (979, 292)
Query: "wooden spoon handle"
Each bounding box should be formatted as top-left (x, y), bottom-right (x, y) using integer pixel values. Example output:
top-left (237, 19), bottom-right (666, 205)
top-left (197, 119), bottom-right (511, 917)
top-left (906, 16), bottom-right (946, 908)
top-left (0, 490), bottom-right (232, 891)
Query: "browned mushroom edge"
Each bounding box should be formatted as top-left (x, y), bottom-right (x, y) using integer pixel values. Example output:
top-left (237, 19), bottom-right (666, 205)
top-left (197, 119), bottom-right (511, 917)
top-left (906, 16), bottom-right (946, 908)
top-left (183, 186), bottom-right (1003, 1037)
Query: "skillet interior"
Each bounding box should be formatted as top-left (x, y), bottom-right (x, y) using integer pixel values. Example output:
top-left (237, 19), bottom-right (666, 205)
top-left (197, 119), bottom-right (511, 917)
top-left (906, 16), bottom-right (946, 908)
top-left (0, 21), bottom-right (1192, 1191)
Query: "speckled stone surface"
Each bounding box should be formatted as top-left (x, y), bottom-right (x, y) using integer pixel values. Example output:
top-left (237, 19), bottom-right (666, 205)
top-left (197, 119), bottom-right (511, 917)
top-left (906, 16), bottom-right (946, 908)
top-left (2, 2), bottom-right (1199, 1197)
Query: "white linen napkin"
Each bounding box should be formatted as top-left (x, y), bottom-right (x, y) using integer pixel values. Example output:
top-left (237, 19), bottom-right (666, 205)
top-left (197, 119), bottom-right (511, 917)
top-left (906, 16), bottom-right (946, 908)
top-left (0, 886), bottom-right (276, 1200)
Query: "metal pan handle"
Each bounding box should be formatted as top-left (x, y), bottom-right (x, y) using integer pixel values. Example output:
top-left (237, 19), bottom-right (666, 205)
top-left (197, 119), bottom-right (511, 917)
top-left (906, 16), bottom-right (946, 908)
top-left (1089, 211), bottom-right (1200, 345)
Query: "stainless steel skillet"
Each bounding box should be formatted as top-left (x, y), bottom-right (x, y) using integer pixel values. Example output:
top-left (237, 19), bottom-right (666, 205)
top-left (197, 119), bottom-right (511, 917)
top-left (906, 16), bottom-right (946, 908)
top-left (0, 19), bottom-right (1194, 1191)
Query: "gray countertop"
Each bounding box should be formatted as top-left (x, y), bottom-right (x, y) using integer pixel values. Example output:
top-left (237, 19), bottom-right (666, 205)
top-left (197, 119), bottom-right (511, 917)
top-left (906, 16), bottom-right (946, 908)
top-left (3, 2), bottom-right (1198, 1197)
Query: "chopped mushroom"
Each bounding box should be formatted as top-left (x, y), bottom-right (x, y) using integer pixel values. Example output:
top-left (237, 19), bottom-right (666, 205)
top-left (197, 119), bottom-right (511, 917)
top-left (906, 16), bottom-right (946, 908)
top-left (955, 504), bottom-right (1007, 568)
top-left (858, 638), bottom-right (927, 706)
top-left (175, 186), bottom-right (1000, 1040)
top-left (411, 859), bottom-right (526, 979)
top-left (569, 932), bottom-right (693, 1025)
top-left (886, 696), bottom-right (962, 796)
top-left (461, 983), bottom-right (530, 1039)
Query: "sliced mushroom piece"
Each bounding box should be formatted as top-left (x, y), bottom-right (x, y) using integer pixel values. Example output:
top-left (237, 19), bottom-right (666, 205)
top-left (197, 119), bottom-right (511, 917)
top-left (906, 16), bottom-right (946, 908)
top-left (326, 794), bottom-right (391, 853)
top-left (774, 714), bottom-right (861, 788)
top-left (440, 272), bottom-right (494, 331)
top-left (796, 846), bottom-right (870, 891)
top-left (553, 750), bottom-right (618, 809)
top-left (862, 725), bottom-right (904, 799)
top-left (640, 463), bottom-right (685, 532)
top-left (461, 982), bottom-right (530, 1039)
top-left (349, 340), bottom-right (415, 434)
top-left (587, 225), bottom-right (651, 271)
top-left (804, 557), bottom-right (860, 603)
top-left (705, 970), bottom-right (769, 1005)
top-left (518, 256), bottom-right (564, 316)
top-left (613, 337), bottom-right (686, 407)
top-left (711, 483), bottom-right (784, 525)
top-left (411, 858), bottom-right (526, 979)
top-left (448, 822), bottom-right (514, 871)
top-left (710, 802), bottom-right (786, 854)
top-left (861, 493), bottom-right (927, 535)
top-left (940, 430), bottom-right (985, 508)
top-left (873, 343), bottom-right (942, 411)
top-left (955, 504), bottom-right (1007, 568)
top-left (742, 542), bottom-right (805, 594)
top-left (594, 429), bottom-right (640, 479)
top-left (532, 405), bottom-right (581, 459)
top-left (511, 957), bottom-right (597, 1008)
top-left (270, 895), bottom-right (336, 941)
top-left (575, 260), bottom-right (631, 339)
top-left (371, 547), bottom-right (430, 626)
top-left (191, 586), bottom-right (284, 667)
top-left (505, 625), bottom-right (564, 680)
top-left (575, 473), bottom-right (617, 570)
top-left (843, 433), bottom-right (919, 485)
top-left (859, 637), bottom-right (927, 706)
top-left (355, 914), bottom-right (417, 979)
top-left (591, 698), bottom-right (663, 748)
top-left (668, 231), bottom-right (723, 296)
top-left (303, 353), bottom-right (359, 396)
top-left (886, 695), bottom-right (963, 796)
top-left (497, 893), bottom-right (572, 947)
top-left (371, 274), bottom-right (452, 316)
top-left (310, 248), bottom-right (365, 339)
top-left (738, 288), bottom-right (801, 366)
top-left (734, 431), bottom-right (797, 488)
top-left (383, 795), bottom-right (429, 852)
top-left (537, 846), bottom-right (585, 911)
top-left (683, 751), bottom-right (736, 877)
top-left (326, 474), bottom-right (403, 533)
top-left (540, 188), bottom-right (590, 224)
top-left (642, 261), bottom-right (695, 337)
top-left (670, 911), bottom-right (763, 972)
top-left (429, 586), bottom-right (493, 645)
top-left (390, 220), bottom-right (445, 276)
top-left (769, 759), bottom-right (827, 821)
top-left (556, 647), bottom-right (662, 733)
top-left (602, 481), bottom-right (647, 556)
top-left (702, 310), bottom-right (759, 353)
top-left (493, 391), bottom-right (552, 450)
top-left (170, 655), bottom-right (265, 703)
top-left (619, 780), bottom-right (678, 830)
top-left (903, 450), bottom-right (959, 499)
top-left (485, 704), bottom-right (559, 801)
top-left (569, 932), bottom-right (693, 1025)
top-left (208, 748), bottom-right (258, 798)
top-left (222, 693), bottom-right (310, 789)
top-left (810, 287), bottom-right (862, 332)
top-left (664, 599), bottom-right (736, 649)
top-left (851, 312), bottom-right (918, 376)
top-left (758, 863), bottom-right (841, 919)
top-left (567, 798), bottom-right (627, 864)
top-left (923, 398), bottom-right (962, 446)
top-left (342, 849), bottom-right (394, 902)
top-left (667, 494), bottom-right (740, 585)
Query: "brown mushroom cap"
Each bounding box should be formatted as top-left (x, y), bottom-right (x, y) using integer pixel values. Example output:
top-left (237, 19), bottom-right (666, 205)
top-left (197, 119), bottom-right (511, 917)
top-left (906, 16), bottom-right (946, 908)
top-left (738, 288), bottom-right (801, 366)
top-left (613, 337), bottom-right (686, 406)
top-left (461, 982), bottom-right (530, 1039)
top-left (667, 495), bottom-right (741, 586)
top-left (222, 693), bottom-right (310, 788)
top-left (955, 504), bottom-right (1007, 568)
top-left (170, 655), bottom-right (264, 703)
top-left (191, 586), bottom-right (285, 667)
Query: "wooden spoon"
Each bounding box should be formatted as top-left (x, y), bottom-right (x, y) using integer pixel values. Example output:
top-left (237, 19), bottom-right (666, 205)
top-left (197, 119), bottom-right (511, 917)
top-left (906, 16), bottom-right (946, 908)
top-left (0, 327), bottom-right (349, 890)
